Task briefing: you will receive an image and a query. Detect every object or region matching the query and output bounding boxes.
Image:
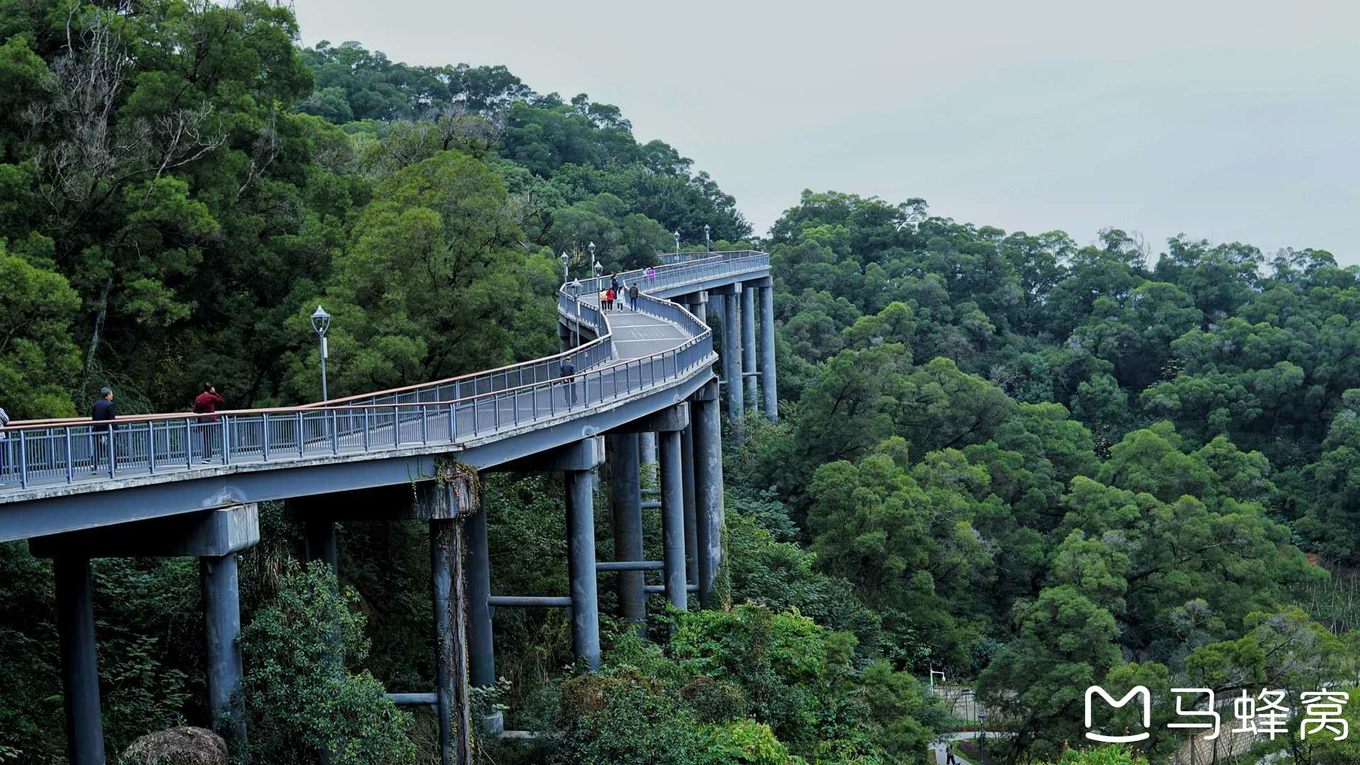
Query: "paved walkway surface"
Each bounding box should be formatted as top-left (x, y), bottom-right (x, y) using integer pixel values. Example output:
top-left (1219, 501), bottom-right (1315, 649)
top-left (584, 295), bottom-right (691, 360)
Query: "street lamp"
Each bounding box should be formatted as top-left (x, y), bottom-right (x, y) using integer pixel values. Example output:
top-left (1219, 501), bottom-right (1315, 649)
top-left (310, 304), bottom-right (331, 401)
top-left (704, 224), bottom-right (711, 251)
top-left (673, 230), bottom-right (681, 253)
top-left (567, 280), bottom-right (582, 348)
top-left (560, 251), bottom-right (569, 283)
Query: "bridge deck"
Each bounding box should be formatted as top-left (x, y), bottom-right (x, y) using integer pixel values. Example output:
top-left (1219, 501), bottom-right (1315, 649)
top-left (584, 298), bottom-right (692, 360)
top-left (0, 252), bottom-right (767, 541)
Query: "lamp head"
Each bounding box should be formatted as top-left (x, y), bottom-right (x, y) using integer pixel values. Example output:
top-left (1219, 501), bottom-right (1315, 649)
top-left (310, 304), bottom-right (331, 336)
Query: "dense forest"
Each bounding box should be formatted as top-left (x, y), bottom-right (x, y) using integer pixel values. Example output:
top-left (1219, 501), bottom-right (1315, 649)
top-left (1, 2), bottom-right (1359, 764)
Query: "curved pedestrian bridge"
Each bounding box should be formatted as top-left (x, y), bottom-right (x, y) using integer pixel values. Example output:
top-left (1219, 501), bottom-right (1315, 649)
top-left (0, 250), bottom-right (778, 765)
top-left (0, 251), bottom-right (770, 541)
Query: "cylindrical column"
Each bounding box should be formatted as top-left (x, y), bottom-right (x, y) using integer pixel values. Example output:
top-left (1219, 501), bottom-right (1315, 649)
top-left (565, 468), bottom-right (602, 669)
top-left (681, 424), bottom-right (698, 585)
top-left (202, 553), bottom-right (246, 748)
top-left (640, 432), bottom-right (656, 467)
top-left (760, 285), bottom-right (779, 422)
top-left (608, 434), bottom-right (645, 630)
top-left (658, 430), bottom-right (688, 611)
top-left (723, 292), bottom-right (743, 423)
top-left (466, 505), bottom-right (495, 690)
top-left (304, 518), bottom-right (338, 574)
top-left (55, 556), bottom-right (105, 765)
top-left (690, 298), bottom-right (708, 324)
top-left (692, 394), bottom-right (725, 608)
top-left (742, 285), bottom-right (757, 407)
top-left (430, 519), bottom-right (473, 765)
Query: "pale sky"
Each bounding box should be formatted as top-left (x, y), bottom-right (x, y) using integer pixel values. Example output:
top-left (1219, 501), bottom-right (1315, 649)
top-left (293, 0), bottom-right (1360, 263)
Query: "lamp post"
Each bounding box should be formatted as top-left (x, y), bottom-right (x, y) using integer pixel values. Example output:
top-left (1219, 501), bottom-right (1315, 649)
top-left (310, 305), bottom-right (331, 401)
top-left (560, 251), bottom-right (569, 283)
top-left (704, 224), bottom-right (711, 251)
top-left (567, 280), bottom-right (582, 348)
top-left (673, 230), bottom-right (680, 253)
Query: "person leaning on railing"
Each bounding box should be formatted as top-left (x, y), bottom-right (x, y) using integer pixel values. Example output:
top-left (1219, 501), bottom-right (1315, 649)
top-left (193, 383), bottom-right (226, 464)
top-left (90, 387), bottom-right (116, 473)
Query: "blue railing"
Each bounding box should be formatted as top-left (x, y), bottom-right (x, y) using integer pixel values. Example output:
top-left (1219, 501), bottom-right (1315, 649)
top-left (0, 252), bottom-right (768, 491)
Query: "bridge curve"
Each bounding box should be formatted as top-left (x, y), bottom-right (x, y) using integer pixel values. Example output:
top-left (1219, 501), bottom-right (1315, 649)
top-left (0, 251), bottom-right (770, 541)
top-left (1, 250), bottom-right (778, 765)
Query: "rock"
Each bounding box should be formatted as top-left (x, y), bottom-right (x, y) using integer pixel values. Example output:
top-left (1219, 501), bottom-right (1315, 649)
top-left (120, 726), bottom-right (228, 765)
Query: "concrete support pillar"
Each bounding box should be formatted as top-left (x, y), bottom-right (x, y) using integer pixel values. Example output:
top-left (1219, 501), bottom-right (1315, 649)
top-left (55, 556), bottom-right (105, 765)
top-left (608, 433), bottom-right (646, 630)
top-left (681, 424), bottom-right (698, 585)
top-left (202, 552), bottom-right (245, 748)
top-left (723, 291), bottom-right (744, 424)
top-left (760, 285), bottom-right (779, 422)
top-left (565, 468), bottom-right (602, 669)
top-left (692, 385), bottom-right (726, 608)
top-left (689, 297), bottom-right (708, 324)
top-left (466, 501), bottom-right (495, 690)
top-left (640, 432), bottom-right (656, 467)
top-left (658, 430), bottom-right (688, 611)
top-left (304, 518), bottom-right (338, 574)
top-left (431, 518), bottom-right (473, 765)
top-left (742, 285), bottom-right (758, 408)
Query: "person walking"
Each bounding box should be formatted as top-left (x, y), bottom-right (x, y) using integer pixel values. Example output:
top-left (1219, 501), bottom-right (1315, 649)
top-left (629, 283), bottom-right (640, 311)
top-left (605, 287), bottom-right (616, 312)
top-left (617, 279), bottom-right (628, 311)
top-left (0, 404), bottom-right (9, 486)
top-left (559, 358), bottom-right (578, 406)
top-left (193, 383), bottom-right (226, 463)
top-left (599, 286), bottom-right (610, 311)
top-left (91, 387), bottom-right (116, 473)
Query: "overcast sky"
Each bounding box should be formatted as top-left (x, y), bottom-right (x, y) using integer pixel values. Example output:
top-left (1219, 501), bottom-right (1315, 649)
top-left (294, 0), bottom-right (1360, 262)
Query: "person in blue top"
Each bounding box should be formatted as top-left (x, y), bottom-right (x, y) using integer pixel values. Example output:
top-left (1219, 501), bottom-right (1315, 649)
top-left (91, 387), bottom-right (116, 473)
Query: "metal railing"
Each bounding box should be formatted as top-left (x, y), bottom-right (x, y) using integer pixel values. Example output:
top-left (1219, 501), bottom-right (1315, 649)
top-left (0, 252), bottom-right (768, 491)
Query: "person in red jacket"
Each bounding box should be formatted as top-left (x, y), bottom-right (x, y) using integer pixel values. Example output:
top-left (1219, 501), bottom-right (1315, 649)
top-left (193, 383), bottom-right (225, 463)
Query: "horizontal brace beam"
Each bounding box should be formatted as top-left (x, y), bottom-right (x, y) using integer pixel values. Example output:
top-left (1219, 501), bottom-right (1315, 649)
top-left (387, 692), bottom-right (438, 707)
top-left (596, 560), bottom-right (664, 572)
top-left (643, 584), bottom-right (699, 594)
top-left (488, 595), bottom-right (571, 608)
top-left (641, 500), bottom-right (660, 509)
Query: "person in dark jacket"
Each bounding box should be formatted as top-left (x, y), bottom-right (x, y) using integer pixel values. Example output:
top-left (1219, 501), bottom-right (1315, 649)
top-left (629, 283), bottom-right (640, 310)
top-left (193, 383), bottom-right (226, 463)
top-left (91, 387), bottom-right (116, 473)
top-left (559, 359), bottom-right (577, 406)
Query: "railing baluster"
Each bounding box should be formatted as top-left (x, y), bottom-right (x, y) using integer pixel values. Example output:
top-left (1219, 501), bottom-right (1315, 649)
top-left (18, 431), bottom-right (27, 488)
top-left (148, 421), bottom-right (156, 474)
top-left (64, 428), bottom-right (73, 484)
top-left (363, 408), bottom-right (370, 451)
top-left (263, 414), bottom-right (271, 461)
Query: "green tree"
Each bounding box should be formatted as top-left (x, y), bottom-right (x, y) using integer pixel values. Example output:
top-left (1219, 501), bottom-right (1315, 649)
top-left (240, 560), bottom-right (417, 765)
